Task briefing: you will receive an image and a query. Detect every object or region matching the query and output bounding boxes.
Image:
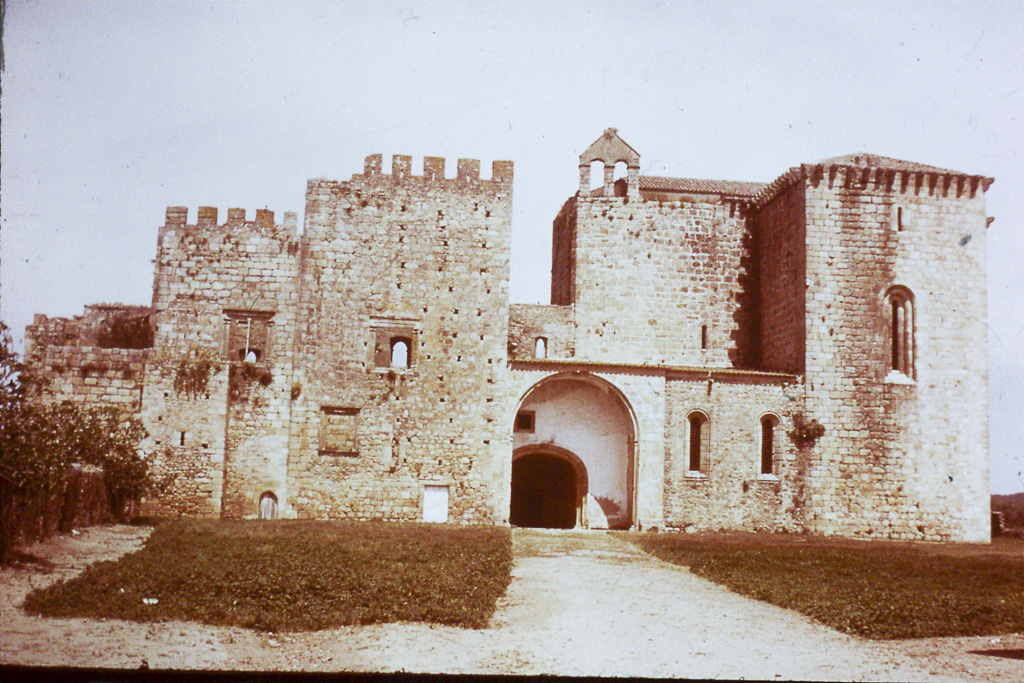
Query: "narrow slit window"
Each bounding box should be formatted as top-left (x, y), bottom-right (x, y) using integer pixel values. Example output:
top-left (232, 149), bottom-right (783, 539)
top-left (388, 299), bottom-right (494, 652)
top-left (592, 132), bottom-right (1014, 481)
top-left (687, 412), bottom-right (709, 474)
top-left (760, 417), bottom-right (776, 475)
top-left (700, 325), bottom-right (709, 350)
top-left (885, 286), bottom-right (915, 378)
top-left (689, 415), bottom-right (702, 471)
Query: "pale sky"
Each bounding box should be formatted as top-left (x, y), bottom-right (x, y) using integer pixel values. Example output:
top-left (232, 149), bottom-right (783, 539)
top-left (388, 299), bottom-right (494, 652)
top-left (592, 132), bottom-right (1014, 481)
top-left (2, 0), bottom-right (1021, 493)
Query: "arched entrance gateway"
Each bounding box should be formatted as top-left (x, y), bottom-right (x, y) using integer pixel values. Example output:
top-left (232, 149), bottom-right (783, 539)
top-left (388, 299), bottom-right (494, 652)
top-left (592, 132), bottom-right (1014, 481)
top-left (510, 446), bottom-right (588, 529)
top-left (510, 373), bottom-right (636, 530)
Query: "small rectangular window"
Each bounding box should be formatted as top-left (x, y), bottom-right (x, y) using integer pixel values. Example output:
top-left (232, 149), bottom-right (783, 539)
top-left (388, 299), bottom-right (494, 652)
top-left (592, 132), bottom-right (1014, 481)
top-left (224, 309), bottom-right (274, 362)
top-left (515, 410), bottom-right (536, 433)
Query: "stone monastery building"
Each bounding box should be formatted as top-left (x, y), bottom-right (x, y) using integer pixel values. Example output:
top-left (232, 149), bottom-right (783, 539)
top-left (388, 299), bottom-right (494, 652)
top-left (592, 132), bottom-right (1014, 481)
top-left (25, 129), bottom-right (993, 542)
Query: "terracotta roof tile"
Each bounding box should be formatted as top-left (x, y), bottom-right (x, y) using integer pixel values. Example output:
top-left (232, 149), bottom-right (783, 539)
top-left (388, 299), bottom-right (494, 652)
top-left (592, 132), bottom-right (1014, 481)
top-left (638, 175), bottom-right (767, 197)
top-left (814, 154), bottom-right (963, 175)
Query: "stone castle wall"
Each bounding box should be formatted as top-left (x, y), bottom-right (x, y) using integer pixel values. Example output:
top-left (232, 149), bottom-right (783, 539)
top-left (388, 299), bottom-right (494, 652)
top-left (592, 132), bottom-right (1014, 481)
top-left (508, 304), bottom-right (575, 360)
top-left (754, 182), bottom-right (806, 373)
top-left (143, 206), bottom-right (301, 517)
top-left (23, 307), bottom-right (150, 414)
top-left (284, 155), bottom-right (514, 523)
top-left (662, 370), bottom-right (805, 531)
top-left (24, 344), bottom-right (148, 413)
top-left (21, 134), bottom-right (992, 542)
top-left (565, 194), bottom-right (756, 368)
top-left (550, 197), bottom-right (577, 306)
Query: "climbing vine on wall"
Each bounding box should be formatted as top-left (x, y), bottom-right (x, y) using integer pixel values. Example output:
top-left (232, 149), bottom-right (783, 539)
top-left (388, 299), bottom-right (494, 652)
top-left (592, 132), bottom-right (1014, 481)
top-left (173, 359), bottom-right (217, 398)
top-left (228, 362), bottom-right (273, 403)
top-left (788, 412), bottom-right (826, 448)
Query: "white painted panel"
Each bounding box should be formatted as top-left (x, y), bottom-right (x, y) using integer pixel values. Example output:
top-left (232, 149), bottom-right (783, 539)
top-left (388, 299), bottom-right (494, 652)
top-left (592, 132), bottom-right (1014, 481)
top-left (422, 485), bottom-right (449, 523)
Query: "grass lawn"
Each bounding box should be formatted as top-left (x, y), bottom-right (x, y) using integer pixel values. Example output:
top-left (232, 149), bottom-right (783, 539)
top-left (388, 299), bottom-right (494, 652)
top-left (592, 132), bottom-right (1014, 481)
top-left (23, 519), bottom-right (513, 631)
top-left (626, 532), bottom-right (1023, 640)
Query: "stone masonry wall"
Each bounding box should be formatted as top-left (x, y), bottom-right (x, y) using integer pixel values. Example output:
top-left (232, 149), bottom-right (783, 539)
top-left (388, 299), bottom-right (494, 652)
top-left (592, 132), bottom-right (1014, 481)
top-left (21, 136), bottom-right (991, 542)
top-left (286, 155), bottom-right (513, 524)
top-left (550, 197), bottom-right (577, 306)
top-left (662, 371), bottom-right (805, 531)
top-left (508, 304), bottom-right (575, 360)
top-left (26, 345), bottom-right (147, 413)
top-left (143, 207), bottom-right (301, 517)
top-left (795, 167), bottom-right (990, 541)
top-left (754, 182), bottom-right (806, 373)
top-left (568, 194), bottom-right (756, 368)
top-left (24, 305), bottom-right (153, 362)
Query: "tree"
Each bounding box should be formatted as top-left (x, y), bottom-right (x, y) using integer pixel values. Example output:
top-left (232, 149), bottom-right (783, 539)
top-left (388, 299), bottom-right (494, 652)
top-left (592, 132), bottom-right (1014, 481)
top-left (0, 321), bottom-right (156, 521)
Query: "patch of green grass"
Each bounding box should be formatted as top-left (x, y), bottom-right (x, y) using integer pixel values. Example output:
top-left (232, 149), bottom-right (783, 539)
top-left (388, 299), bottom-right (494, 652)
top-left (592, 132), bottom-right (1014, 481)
top-left (626, 532), bottom-right (1023, 640)
top-left (23, 519), bottom-right (513, 631)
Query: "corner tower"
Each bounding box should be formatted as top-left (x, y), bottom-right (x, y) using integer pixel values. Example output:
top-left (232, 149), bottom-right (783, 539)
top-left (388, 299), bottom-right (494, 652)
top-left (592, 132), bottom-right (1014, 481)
top-left (752, 154), bottom-right (993, 541)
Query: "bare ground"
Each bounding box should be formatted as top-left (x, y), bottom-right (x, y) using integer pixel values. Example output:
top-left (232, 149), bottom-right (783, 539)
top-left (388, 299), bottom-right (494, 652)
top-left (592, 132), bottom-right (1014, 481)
top-left (1, 524), bottom-right (1020, 680)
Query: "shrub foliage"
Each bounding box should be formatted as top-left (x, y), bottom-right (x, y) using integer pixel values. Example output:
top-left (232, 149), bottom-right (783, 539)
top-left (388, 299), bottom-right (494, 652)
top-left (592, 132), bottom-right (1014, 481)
top-left (0, 322), bottom-right (157, 560)
top-left (96, 313), bottom-right (154, 350)
top-left (628, 532), bottom-right (1023, 639)
top-left (24, 520), bottom-right (514, 631)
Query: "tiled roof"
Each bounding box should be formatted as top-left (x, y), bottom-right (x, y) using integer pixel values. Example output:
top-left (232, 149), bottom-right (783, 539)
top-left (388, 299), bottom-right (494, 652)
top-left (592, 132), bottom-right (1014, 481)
top-left (814, 154), bottom-right (964, 176)
top-left (639, 175), bottom-right (767, 197)
top-left (749, 153), bottom-right (994, 210)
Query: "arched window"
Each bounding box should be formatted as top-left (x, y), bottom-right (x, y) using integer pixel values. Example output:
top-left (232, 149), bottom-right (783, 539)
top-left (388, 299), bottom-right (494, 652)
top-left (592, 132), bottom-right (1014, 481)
top-left (686, 411), bottom-right (710, 474)
top-left (885, 286), bottom-right (915, 379)
top-left (259, 492), bottom-right (278, 520)
top-left (589, 160), bottom-right (605, 192)
top-left (535, 337), bottom-right (547, 359)
top-left (613, 161), bottom-right (628, 196)
top-left (390, 338), bottom-right (410, 368)
top-left (759, 414), bottom-right (780, 476)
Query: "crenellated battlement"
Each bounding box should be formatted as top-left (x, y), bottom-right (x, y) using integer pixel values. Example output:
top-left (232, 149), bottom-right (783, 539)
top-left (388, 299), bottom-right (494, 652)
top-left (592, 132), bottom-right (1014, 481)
top-left (358, 154), bottom-right (513, 187)
top-left (163, 206), bottom-right (299, 237)
top-left (750, 158), bottom-right (994, 211)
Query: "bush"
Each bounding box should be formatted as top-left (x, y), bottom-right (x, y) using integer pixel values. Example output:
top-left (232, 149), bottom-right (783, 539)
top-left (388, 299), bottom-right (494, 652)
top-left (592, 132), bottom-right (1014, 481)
top-left (96, 313), bottom-right (154, 350)
top-left (0, 322), bottom-right (156, 561)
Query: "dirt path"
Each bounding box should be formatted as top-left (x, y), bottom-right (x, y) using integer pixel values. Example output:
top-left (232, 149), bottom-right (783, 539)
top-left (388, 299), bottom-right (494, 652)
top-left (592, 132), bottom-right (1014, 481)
top-left (2, 525), bottom-right (1020, 680)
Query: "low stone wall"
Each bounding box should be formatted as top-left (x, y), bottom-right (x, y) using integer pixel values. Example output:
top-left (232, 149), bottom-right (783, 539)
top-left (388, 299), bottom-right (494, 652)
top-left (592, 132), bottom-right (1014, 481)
top-left (31, 346), bottom-right (149, 412)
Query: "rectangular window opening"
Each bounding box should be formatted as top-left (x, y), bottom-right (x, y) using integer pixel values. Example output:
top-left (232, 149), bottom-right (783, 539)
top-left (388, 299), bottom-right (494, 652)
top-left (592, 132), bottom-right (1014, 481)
top-left (515, 410), bottom-right (536, 433)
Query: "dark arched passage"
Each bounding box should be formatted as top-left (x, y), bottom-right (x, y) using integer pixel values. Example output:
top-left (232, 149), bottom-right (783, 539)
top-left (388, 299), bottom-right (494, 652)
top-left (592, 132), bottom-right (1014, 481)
top-left (510, 449), bottom-right (586, 529)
